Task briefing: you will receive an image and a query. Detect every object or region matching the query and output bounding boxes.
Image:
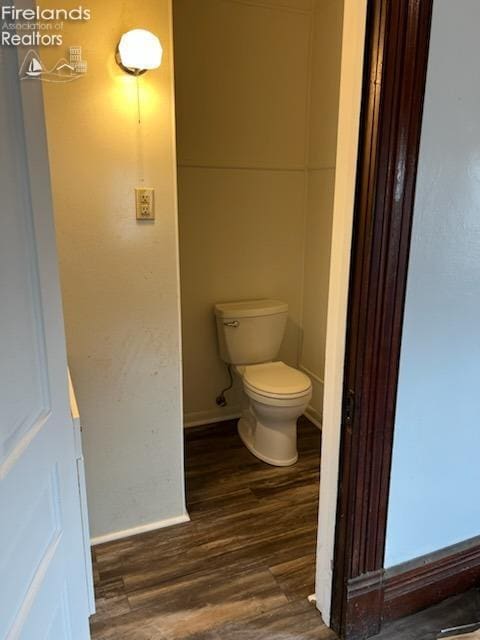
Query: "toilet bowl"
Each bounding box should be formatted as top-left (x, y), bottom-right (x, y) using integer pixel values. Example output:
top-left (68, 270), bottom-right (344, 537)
top-left (236, 361), bottom-right (312, 466)
top-left (214, 299), bottom-right (312, 466)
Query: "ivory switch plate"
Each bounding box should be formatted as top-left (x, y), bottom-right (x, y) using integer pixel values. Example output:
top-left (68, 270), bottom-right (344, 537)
top-left (135, 188), bottom-right (155, 220)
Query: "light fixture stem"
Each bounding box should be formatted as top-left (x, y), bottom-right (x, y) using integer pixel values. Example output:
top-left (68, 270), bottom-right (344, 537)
top-left (136, 76), bottom-right (145, 185)
top-left (136, 74), bottom-right (141, 125)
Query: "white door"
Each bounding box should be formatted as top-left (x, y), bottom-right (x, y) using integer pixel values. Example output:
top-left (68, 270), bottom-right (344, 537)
top-left (0, 38), bottom-right (92, 640)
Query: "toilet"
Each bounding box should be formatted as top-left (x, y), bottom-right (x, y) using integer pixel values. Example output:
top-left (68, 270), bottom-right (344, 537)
top-left (214, 299), bottom-right (312, 466)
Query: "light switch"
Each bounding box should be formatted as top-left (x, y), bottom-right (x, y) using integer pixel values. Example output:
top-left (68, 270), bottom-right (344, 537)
top-left (135, 188), bottom-right (155, 220)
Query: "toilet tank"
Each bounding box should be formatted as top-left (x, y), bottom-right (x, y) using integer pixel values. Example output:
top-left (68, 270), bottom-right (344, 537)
top-left (214, 299), bottom-right (288, 365)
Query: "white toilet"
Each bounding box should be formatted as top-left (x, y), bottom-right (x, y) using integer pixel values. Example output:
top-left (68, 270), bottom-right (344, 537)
top-left (214, 299), bottom-right (312, 466)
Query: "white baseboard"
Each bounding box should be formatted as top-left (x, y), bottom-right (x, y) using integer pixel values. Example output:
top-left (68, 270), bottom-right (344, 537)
top-left (91, 513), bottom-right (190, 546)
top-left (299, 364), bottom-right (324, 430)
top-left (185, 407), bottom-right (321, 430)
top-left (184, 407), bottom-right (241, 428)
top-left (304, 405), bottom-right (323, 430)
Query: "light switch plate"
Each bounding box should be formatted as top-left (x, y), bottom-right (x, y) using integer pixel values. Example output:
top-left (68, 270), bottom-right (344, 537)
top-left (135, 188), bottom-right (155, 220)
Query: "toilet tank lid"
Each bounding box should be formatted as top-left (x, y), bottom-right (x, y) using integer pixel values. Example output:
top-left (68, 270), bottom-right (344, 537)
top-left (214, 299), bottom-right (288, 319)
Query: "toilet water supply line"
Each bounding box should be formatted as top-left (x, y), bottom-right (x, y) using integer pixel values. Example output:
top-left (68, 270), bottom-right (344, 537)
top-left (216, 364), bottom-right (234, 407)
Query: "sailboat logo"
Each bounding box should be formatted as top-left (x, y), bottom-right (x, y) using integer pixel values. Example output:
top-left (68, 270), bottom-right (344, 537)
top-left (26, 56), bottom-right (44, 77)
top-left (19, 47), bottom-right (88, 83)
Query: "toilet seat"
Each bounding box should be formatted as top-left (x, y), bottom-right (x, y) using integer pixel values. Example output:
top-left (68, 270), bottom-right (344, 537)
top-left (243, 361), bottom-right (312, 400)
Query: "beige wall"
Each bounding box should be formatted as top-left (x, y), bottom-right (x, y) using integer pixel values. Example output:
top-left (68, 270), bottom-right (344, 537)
top-left (300, 0), bottom-right (344, 423)
top-left (174, 0), bottom-right (343, 426)
top-left (42, 0), bottom-right (186, 539)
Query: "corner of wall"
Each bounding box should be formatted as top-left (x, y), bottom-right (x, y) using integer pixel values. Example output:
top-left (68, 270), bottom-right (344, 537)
top-left (314, 0), bottom-right (368, 624)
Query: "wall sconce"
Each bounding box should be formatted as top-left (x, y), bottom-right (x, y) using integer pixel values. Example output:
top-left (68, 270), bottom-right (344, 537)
top-left (116, 29), bottom-right (162, 75)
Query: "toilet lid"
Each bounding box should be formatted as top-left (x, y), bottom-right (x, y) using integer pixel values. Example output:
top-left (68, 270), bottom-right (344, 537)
top-left (243, 361), bottom-right (312, 398)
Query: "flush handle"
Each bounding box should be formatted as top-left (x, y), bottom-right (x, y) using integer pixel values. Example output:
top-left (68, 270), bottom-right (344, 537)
top-left (223, 320), bottom-right (240, 328)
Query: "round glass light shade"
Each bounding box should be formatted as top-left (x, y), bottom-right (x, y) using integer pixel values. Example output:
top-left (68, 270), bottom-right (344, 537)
top-left (117, 29), bottom-right (162, 73)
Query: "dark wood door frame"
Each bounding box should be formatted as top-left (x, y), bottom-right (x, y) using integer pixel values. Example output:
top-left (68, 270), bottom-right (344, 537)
top-left (330, 0), bottom-right (480, 636)
top-left (330, 1), bottom-right (434, 637)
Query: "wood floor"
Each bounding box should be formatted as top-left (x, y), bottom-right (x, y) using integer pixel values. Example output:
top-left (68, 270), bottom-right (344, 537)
top-left (90, 417), bottom-right (335, 639)
top-left (373, 589), bottom-right (480, 640)
top-left (89, 418), bottom-right (480, 639)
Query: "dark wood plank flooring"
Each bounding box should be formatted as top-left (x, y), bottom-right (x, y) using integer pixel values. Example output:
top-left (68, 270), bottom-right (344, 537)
top-left (90, 417), bottom-right (334, 639)
top-left (373, 589), bottom-right (480, 640)
top-left (89, 418), bottom-right (480, 639)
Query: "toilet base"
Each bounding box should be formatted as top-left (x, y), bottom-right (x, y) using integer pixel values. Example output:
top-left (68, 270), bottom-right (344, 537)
top-left (238, 417), bottom-right (298, 467)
